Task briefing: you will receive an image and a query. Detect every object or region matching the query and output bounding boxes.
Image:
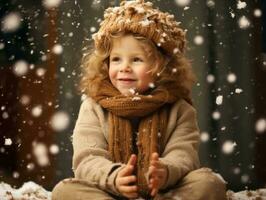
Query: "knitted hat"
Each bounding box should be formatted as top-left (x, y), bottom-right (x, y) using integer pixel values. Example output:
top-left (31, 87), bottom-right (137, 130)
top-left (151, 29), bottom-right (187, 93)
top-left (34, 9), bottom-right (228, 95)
top-left (92, 0), bottom-right (186, 56)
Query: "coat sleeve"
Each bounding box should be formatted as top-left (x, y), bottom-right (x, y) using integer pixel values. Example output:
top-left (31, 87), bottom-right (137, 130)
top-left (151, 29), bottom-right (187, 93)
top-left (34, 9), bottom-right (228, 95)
top-left (72, 98), bottom-right (124, 195)
top-left (159, 100), bottom-right (200, 189)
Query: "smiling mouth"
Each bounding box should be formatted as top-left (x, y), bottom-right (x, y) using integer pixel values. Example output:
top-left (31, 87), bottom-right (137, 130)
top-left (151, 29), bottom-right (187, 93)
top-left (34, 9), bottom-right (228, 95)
top-left (118, 79), bottom-right (136, 81)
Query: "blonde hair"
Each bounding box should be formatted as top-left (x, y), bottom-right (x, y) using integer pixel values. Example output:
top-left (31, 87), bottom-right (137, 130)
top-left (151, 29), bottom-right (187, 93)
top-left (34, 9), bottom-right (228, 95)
top-left (80, 31), bottom-right (196, 103)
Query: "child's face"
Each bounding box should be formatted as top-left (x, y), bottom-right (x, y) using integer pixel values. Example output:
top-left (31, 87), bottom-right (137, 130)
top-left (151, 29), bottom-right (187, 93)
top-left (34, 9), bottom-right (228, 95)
top-left (109, 35), bottom-right (154, 95)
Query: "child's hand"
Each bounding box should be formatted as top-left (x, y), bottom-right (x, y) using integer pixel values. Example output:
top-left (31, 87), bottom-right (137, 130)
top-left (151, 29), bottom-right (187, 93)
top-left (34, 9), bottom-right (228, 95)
top-left (148, 152), bottom-right (168, 197)
top-left (115, 154), bottom-right (138, 199)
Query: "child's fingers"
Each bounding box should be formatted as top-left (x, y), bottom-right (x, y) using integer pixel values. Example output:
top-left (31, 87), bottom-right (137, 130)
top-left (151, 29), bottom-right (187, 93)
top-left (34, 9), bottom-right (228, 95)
top-left (118, 184), bottom-right (138, 199)
top-left (151, 152), bottom-right (159, 162)
top-left (150, 176), bottom-right (160, 188)
top-left (149, 166), bottom-right (165, 177)
top-left (127, 154), bottom-right (137, 166)
top-left (149, 177), bottom-right (159, 196)
top-left (149, 165), bottom-right (165, 179)
top-left (119, 154), bottom-right (137, 177)
top-left (119, 185), bottom-right (138, 194)
top-left (150, 160), bottom-right (164, 168)
top-left (124, 192), bottom-right (139, 199)
top-left (116, 175), bottom-right (136, 186)
top-left (119, 165), bottom-right (134, 177)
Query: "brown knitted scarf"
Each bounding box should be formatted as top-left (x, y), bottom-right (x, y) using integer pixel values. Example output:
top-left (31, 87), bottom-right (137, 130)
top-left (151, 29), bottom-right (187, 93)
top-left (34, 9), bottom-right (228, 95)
top-left (92, 79), bottom-right (181, 198)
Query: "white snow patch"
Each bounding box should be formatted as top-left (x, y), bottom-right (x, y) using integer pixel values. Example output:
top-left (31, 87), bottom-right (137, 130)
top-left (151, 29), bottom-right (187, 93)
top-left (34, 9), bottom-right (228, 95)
top-left (254, 9), bottom-right (262, 18)
top-left (206, 0), bottom-right (215, 8)
top-left (0, 43), bottom-right (4, 50)
top-left (235, 88), bottom-right (243, 94)
top-left (20, 95), bottom-right (31, 105)
top-left (227, 73), bottom-right (237, 83)
top-left (2, 112), bottom-right (9, 119)
top-left (173, 48), bottom-right (180, 54)
top-left (255, 118), bottom-right (266, 134)
top-left (194, 35), bottom-right (204, 45)
top-left (32, 105), bottom-right (43, 117)
top-left (49, 144), bottom-right (59, 155)
top-left (36, 68), bottom-right (46, 77)
top-left (132, 96), bottom-right (141, 101)
top-left (212, 111), bottom-right (221, 120)
top-left (241, 174), bottom-right (249, 183)
top-left (237, 1), bottom-right (247, 9)
top-left (206, 74), bottom-right (215, 83)
top-left (175, 0), bottom-right (191, 7)
top-left (238, 16), bottom-right (250, 29)
top-left (12, 171), bottom-right (20, 179)
top-left (43, 0), bottom-right (62, 9)
top-left (200, 132), bottom-right (210, 142)
top-left (227, 188), bottom-right (266, 200)
top-left (0, 181), bottom-right (51, 200)
top-left (222, 140), bottom-right (236, 154)
top-left (149, 82), bottom-right (155, 88)
top-left (13, 60), bottom-right (29, 77)
top-left (26, 163), bottom-right (35, 171)
top-left (216, 95), bottom-right (223, 105)
top-left (50, 111), bottom-right (70, 132)
top-left (52, 44), bottom-right (63, 55)
top-left (33, 142), bottom-right (50, 167)
top-left (4, 138), bottom-right (12, 146)
top-left (90, 26), bottom-right (96, 32)
top-left (1, 12), bottom-right (22, 32)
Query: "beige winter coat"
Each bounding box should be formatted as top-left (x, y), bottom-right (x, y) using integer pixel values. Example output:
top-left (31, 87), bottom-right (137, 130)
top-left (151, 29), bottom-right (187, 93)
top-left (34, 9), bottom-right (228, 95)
top-left (72, 97), bottom-right (200, 196)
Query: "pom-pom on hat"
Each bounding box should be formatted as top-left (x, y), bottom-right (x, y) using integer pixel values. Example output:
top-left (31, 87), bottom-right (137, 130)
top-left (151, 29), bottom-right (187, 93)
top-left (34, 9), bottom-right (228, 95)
top-left (93, 0), bottom-right (187, 56)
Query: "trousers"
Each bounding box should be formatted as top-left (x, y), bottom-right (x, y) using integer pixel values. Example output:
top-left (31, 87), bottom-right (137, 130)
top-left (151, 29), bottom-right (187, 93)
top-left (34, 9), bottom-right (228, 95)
top-left (52, 168), bottom-right (227, 200)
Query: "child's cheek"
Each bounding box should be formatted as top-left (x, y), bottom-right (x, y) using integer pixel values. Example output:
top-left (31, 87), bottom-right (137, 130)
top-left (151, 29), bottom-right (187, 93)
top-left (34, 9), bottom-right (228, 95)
top-left (108, 67), bottom-right (116, 80)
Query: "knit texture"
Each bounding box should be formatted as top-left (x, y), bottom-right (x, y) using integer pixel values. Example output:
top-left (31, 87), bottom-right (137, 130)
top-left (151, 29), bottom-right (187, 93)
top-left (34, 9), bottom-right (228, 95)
top-left (93, 0), bottom-right (186, 56)
top-left (92, 78), bottom-right (180, 198)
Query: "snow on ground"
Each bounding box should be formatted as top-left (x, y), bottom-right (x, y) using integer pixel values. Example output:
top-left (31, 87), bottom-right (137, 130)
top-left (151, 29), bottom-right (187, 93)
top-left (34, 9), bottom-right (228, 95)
top-left (0, 182), bottom-right (51, 200)
top-left (0, 181), bottom-right (266, 200)
top-left (227, 189), bottom-right (266, 200)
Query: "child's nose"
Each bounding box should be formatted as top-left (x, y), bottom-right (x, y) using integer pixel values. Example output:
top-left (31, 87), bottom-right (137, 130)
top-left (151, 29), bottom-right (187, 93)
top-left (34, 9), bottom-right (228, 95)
top-left (119, 62), bottom-right (132, 72)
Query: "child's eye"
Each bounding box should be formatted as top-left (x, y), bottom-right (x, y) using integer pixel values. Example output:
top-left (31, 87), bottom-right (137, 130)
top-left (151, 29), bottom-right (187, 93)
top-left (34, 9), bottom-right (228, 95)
top-left (133, 57), bottom-right (143, 62)
top-left (110, 57), bottom-right (120, 62)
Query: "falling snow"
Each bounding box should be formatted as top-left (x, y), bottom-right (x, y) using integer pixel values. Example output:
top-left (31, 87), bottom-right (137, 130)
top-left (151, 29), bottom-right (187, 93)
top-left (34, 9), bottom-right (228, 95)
top-left (49, 144), bottom-right (59, 155)
top-left (227, 73), bottom-right (237, 83)
top-left (237, 1), bottom-right (247, 9)
top-left (174, 0), bottom-right (191, 7)
top-left (13, 60), bottom-right (29, 77)
top-left (255, 119), bottom-right (266, 134)
top-left (216, 95), bottom-right (223, 105)
top-left (52, 44), bottom-right (63, 55)
top-left (254, 9), bottom-right (262, 18)
top-left (238, 16), bottom-right (250, 29)
top-left (206, 0), bottom-right (215, 8)
top-left (200, 132), bottom-right (210, 142)
top-left (206, 74), bottom-right (215, 83)
top-left (235, 88), bottom-right (243, 94)
top-left (0, 0), bottom-right (265, 197)
top-left (31, 105), bottom-right (43, 117)
top-left (50, 111), bottom-right (70, 132)
top-left (4, 138), bottom-right (12, 146)
top-left (193, 35), bottom-right (204, 45)
top-left (1, 12), bottom-right (22, 33)
top-left (212, 111), bottom-right (221, 120)
top-left (33, 142), bottom-right (49, 167)
top-left (36, 68), bottom-right (47, 77)
top-left (222, 140), bottom-right (236, 154)
top-left (42, 0), bottom-right (62, 9)
top-left (20, 95), bottom-right (31, 105)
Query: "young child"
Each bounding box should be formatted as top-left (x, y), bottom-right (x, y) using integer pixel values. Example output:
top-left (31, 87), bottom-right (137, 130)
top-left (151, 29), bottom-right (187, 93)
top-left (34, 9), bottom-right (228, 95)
top-left (52, 0), bottom-right (227, 199)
